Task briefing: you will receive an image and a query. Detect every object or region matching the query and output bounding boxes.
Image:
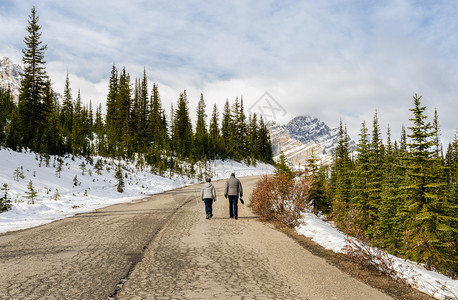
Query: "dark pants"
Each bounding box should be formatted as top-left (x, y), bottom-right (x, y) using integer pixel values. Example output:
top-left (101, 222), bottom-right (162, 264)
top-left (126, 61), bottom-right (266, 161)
top-left (228, 195), bottom-right (238, 218)
top-left (203, 199), bottom-right (213, 216)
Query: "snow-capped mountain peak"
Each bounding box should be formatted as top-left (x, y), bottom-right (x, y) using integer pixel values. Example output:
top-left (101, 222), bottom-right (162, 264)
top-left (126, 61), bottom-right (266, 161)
top-left (268, 115), bottom-right (356, 168)
top-left (0, 56), bottom-right (24, 102)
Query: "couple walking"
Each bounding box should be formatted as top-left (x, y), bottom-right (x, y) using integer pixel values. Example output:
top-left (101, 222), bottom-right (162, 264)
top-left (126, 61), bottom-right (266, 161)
top-left (201, 172), bottom-right (243, 220)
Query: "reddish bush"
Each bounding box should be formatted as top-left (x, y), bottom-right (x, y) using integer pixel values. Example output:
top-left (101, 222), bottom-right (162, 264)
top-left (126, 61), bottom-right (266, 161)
top-left (251, 173), bottom-right (313, 227)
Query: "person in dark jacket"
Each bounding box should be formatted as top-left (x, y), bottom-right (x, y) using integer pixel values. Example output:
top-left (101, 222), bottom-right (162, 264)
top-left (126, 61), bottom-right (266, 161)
top-left (201, 178), bottom-right (216, 219)
top-left (224, 172), bottom-right (243, 219)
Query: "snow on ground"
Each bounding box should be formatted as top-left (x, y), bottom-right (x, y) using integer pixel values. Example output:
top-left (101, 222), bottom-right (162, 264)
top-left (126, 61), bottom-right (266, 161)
top-left (0, 148), bottom-right (274, 234)
top-left (296, 212), bottom-right (458, 300)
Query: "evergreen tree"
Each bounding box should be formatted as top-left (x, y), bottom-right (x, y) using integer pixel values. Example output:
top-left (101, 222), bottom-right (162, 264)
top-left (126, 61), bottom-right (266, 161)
top-left (332, 121), bottom-right (352, 203)
top-left (24, 180), bottom-right (38, 204)
top-left (71, 89), bottom-right (84, 154)
top-left (208, 104), bottom-right (221, 159)
top-left (275, 152), bottom-right (292, 180)
top-left (307, 150), bottom-right (329, 214)
top-left (404, 94), bottom-right (449, 270)
top-left (0, 183), bottom-right (12, 212)
top-left (194, 93), bottom-right (208, 159)
top-left (18, 6), bottom-right (49, 151)
top-left (221, 99), bottom-right (232, 157)
top-left (60, 73), bottom-right (73, 148)
top-left (352, 121), bottom-right (371, 226)
top-left (94, 104), bottom-right (105, 154)
top-left (136, 69), bottom-right (149, 150)
top-left (41, 79), bottom-right (62, 155)
top-left (116, 68), bottom-right (132, 157)
top-left (367, 111), bottom-right (383, 230)
top-left (148, 83), bottom-right (168, 163)
top-left (105, 65), bottom-right (118, 154)
top-left (248, 113), bottom-right (260, 161)
top-left (171, 90), bottom-right (193, 158)
top-left (257, 116), bottom-right (273, 163)
top-left (237, 97), bottom-right (249, 159)
top-left (0, 88), bottom-right (14, 146)
top-left (379, 125), bottom-right (404, 250)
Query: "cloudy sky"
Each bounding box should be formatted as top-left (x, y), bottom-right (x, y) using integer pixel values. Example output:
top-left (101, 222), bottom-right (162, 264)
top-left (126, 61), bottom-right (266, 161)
top-left (1, 0), bottom-right (457, 144)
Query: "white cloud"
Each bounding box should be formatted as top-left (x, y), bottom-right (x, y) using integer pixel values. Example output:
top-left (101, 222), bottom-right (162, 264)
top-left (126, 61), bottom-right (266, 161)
top-left (1, 0), bottom-right (457, 143)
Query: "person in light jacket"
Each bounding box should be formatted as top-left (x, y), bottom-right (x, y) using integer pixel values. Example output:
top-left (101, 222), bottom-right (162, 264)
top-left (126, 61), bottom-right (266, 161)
top-left (201, 178), bottom-right (216, 219)
top-left (224, 172), bottom-right (243, 219)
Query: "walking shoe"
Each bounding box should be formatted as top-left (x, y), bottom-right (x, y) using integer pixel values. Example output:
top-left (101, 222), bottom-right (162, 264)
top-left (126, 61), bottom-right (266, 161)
top-left (206, 214), bottom-right (209, 219)
top-left (210, 214), bottom-right (213, 218)
top-left (234, 215), bottom-right (238, 220)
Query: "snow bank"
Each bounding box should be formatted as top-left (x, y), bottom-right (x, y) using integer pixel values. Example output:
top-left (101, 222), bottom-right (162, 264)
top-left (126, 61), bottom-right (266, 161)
top-left (296, 213), bottom-right (458, 299)
top-left (0, 148), bottom-right (274, 234)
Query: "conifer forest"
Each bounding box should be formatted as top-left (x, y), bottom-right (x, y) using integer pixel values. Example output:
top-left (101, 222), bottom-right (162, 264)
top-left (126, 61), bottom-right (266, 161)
top-left (326, 95), bottom-right (458, 275)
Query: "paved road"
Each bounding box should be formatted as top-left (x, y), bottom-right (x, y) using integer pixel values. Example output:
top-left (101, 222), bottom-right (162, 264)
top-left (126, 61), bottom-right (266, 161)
top-left (0, 176), bottom-right (392, 299)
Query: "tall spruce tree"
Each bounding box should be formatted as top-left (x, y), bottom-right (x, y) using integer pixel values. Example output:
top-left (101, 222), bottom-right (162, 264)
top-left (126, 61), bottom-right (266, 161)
top-left (257, 116), bottom-right (273, 163)
top-left (172, 90), bottom-right (193, 158)
top-left (208, 104), bottom-right (221, 159)
top-left (221, 99), bottom-right (232, 157)
top-left (367, 111), bottom-right (383, 229)
top-left (404, 94), bottom-right (449, 269)
top-left (18, 6), bottom-right (49, 151)
top-left (116, 68), bottom-right (132, 157)
top-left (353, 121), bottom-right (371, 226)
top-left (195, 93), bottom-right (208, 159)
top-left (105, 65), bottom-right (118, 153)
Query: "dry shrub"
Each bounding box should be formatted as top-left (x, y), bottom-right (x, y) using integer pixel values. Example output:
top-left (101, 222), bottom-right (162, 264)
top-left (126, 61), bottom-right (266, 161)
top-left (343, 236), bottom-right (396, 277)
top-left (251, 173), bottom-right (312, 227)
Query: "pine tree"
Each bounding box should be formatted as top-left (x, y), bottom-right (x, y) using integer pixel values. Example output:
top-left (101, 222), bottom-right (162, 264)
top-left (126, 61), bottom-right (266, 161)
top-left (379, 125), bottom-right (404, 250)
top-left (352, 121), bottom-right (371, 226)
top-left (306, 150), bottom-right (329, 214)
top-left (0, 183), bottom-right (12, 212)
top-left (275, 152), bottom-right (292, 180)
top-left (116, 68), bottom-right (132, 157)
top-left (72, 89), bottom-right (84, 154)
top-left (41, 79), bottom-right (63, 155)
top-left (171, 90), bottom-right (193, 158)
top-left (248, 113), bottom-right (260, 161)
top-left (237, 97), bottom-right (249, 159)
top-left (24, 180), bottom-right (38, 204)
top-left (404, 94), bottom-right (449, 270)
top-left (136, 69), bottom-right (149, 150)
top-left (148, 83), bottom-right (167, 152)
top-left (60, 73), bottom-right (73, 149)
top-left (115, 163), bottom-right (124, 193)
top-left (18, 6), bottom-right (49, 151)
top-left (221, 99), bottom-right (232, 157)
top-left (94, 104), bottom-right (105, 154)
top-left (367, 111), bottom-right (383, 231)
top-left (0, 87), bottom-right (14, 146)
top-left (257, 116), bottom-right (273, 163)
top-left (332, 121), bottom-right (352, 203)
top-left (105, 65), bottom-right (118, 153)
top-left (194, 93), bottom-right (208, 159)
top-left (208, 104), bottom-right (221, 159)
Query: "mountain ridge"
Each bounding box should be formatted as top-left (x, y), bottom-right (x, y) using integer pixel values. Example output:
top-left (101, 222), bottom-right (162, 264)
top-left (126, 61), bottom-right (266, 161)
top-left (268, 115), bottom-right (356, 167)
top-left (0, 56), bottom-right (24, 102)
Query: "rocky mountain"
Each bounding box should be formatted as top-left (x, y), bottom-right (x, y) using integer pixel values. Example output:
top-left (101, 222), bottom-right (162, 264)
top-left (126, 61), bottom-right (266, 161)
top-left (285, 115), bottom-right (344, 155)
top-left (268, 115), bottom-right (356, 168)
top-left (0, 56), bottom-right (24, 102)
top-left (0, 56), bottom-right (63, 104)
top-left (268, 120), bottom-right (324, 167)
